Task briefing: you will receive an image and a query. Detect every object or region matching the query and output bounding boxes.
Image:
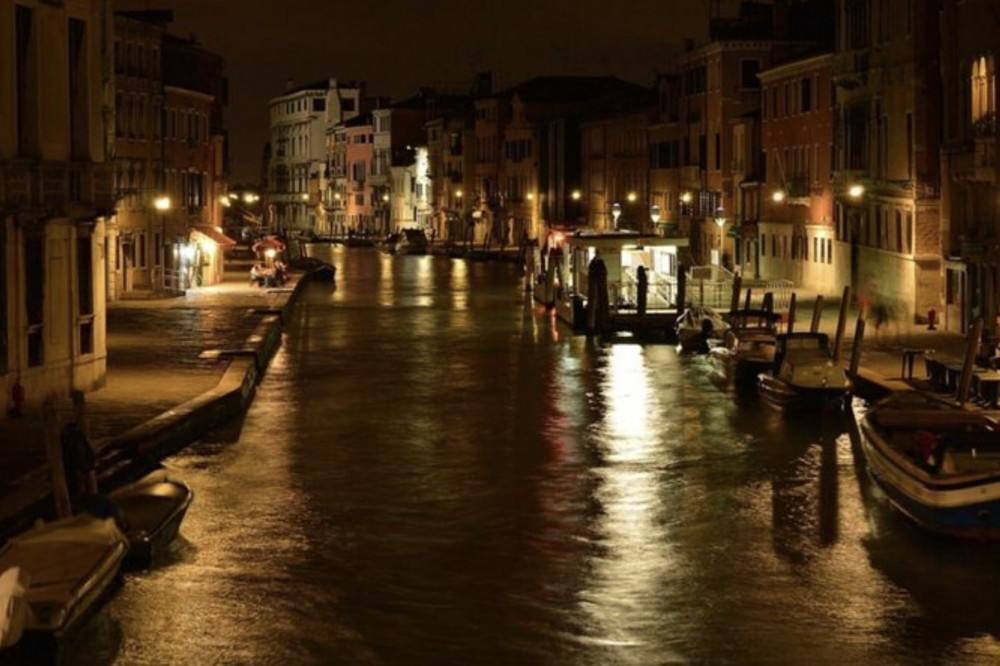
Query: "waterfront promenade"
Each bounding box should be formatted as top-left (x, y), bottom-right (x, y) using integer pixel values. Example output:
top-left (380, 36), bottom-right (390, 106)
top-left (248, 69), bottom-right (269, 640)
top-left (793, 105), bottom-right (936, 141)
top-left (0, 251), bottom-right (302, 533)
top-left (0, 254), bottom-right (974, 536)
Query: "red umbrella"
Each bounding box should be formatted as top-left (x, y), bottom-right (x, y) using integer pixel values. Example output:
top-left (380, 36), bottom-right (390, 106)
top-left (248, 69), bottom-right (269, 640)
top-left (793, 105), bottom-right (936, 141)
top-left (252, 236), bottom-right (285, 254)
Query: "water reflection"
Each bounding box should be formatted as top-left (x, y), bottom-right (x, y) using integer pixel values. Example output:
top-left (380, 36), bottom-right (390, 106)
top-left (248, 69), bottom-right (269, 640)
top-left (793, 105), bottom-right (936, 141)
top-left (58, 249), bottom-right (1000, 664)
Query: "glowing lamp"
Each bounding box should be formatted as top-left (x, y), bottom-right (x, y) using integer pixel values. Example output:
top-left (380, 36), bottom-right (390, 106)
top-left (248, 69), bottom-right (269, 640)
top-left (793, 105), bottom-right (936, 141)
top-left (153, 196), bottom-right (171, 211)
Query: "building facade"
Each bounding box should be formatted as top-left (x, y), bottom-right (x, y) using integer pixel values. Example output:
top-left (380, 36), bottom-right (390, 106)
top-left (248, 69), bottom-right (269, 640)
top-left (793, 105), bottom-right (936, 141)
top-left (757, 53), bottom-right (838, 295)
top-left (940, 0), bottom-right (997, 336)
top-left (1, 0), bottom-right (115, 410)
top-left (832, 0), bottom-right (943, 323)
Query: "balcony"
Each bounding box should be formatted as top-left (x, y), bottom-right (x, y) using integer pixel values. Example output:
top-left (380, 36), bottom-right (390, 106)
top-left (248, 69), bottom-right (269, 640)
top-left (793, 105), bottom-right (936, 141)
top-left (0, 160), bottom-right (115, 215)
top-left (949, 137), bottom-right (996, 184)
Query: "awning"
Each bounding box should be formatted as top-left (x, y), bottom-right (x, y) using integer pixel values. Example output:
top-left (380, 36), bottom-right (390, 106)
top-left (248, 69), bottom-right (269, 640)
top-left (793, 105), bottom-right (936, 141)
top-left (191, 225), bottom-right (237, 247)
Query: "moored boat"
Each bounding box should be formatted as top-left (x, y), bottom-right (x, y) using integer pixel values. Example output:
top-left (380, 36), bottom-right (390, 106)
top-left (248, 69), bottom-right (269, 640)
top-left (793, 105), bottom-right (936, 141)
top-left (758, 332), bottom-right (851, 410)
top-left (676, 305), bottom-right (729, 352)
top-left (859, 390), bottom-right (1000, 539)
top-left (374, 232), bottom-right (399, 254)
top-left (708, 309), bottom-right (781, 383)
top-left (396, 228), bottom-right (428, 255)
top-left (0, 515), bottom-right (128, 639)
top-left (107, 470), bottom-right (193, 565)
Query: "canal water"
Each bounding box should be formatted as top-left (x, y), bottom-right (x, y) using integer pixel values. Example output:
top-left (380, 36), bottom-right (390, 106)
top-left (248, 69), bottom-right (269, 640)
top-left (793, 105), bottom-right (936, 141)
top-left (65, 248), bottom-right (1000, 665)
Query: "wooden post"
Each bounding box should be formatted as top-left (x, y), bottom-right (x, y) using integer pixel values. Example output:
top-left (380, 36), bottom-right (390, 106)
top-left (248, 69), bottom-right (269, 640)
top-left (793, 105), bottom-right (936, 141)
top-left (744, 287), bottom-right (752, 311)
top-left (848, 315), bottom-right (866, 386)
top-left (43, 402), bottom-right (72, 519)
top-left (958, 317), bottom-right (984, 405)
top-left (832, 286), bottom-right (851, 363)
top-left (730, 274), bottom-right (742, 313)
top-left (810, 295), bottom-right (824, 333)
top-left (763, 292), bottom-right (774, 314)
top-left (787, 293), bottom-right (797, 334)
top-left (72, 391), bottom-right (97, 495)
top-left (676, 265), bottom-right (687, 313)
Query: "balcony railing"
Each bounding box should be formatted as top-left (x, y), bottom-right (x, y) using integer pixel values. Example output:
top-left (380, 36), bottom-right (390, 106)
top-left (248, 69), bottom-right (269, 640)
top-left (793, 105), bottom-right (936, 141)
top-left (0, 160), bottom-right (115, 212)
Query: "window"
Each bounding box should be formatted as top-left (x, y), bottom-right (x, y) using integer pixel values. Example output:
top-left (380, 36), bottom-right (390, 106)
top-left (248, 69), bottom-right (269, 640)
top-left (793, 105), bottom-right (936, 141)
top-left (971, 55), bottom-right (995, 132)
top-left (801, 77), bottom-right (812, 113)
top-left (77, 234), bottom-right (94, 355)
top-left (740, 60), bottom-right (761, 89)
top-left (15, 5), bottom-right (38, 157)
top-left (313, 98), bottom-right (326, 112)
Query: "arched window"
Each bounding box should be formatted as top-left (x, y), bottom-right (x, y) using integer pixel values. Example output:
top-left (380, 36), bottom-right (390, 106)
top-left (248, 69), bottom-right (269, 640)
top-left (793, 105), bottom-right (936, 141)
top-left (971, 54), bottom-right (996, 133)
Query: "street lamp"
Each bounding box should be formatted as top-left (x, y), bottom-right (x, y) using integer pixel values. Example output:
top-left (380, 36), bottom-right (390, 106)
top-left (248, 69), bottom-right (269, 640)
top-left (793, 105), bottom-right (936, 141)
top-left (772, 190), bottom-right (786, 203)
top-left (626, 191), bottom-right (637, 203)
top-left (611, 201), bottom-right (622, 230)
top-left (154, 196), bottom-right (171, 212)
top-left (571, 189), bottom-right (581, 201)
top-left (714, 205), bottom-right (728, 267)
top-left (650, 204), bottom-right (662, 235)
top-left (849, 184), bottom-right (865, 199)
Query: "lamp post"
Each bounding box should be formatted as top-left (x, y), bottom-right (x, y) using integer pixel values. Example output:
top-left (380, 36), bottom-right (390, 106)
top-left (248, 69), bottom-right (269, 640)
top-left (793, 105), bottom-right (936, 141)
top-left (650, 204), bottom-right (662, 236)
top-left (612, 202), bottom-right (622, 231)
top-left (714, 205), bottom-right (728, 268)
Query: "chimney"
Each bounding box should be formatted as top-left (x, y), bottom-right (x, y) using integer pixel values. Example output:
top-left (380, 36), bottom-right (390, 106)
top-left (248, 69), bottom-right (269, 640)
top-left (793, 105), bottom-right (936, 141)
top-left (285, 78), bottom-right (295, 93)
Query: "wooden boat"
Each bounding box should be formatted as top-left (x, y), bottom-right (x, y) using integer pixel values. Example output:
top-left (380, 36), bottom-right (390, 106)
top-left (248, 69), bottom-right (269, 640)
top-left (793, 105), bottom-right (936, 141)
top-left (108, 470), bottom-right (193, 564)
top-left (0, 515), bottom-right (128, 639)
top-left (676, 305), bottom-right (728, 352)
top-left (758, 332), bottom-right (851, 410)
top-left (374, 232), bottom-right (399, 254)
top-left (708, 309), bottom-right (781, 383)
top-left (859, 390), bottom-right (1000, 539)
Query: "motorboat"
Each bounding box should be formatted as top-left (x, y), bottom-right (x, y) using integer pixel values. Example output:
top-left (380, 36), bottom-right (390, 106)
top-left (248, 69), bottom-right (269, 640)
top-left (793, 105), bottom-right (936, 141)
top-left (758, 332), bottom-right (851, 410)
top-left (676, 305), bottom-right (729, 352)
top-left (859, 390), bottom-right (1000, 539)
top-left (107, 469), bottom-right (193, 564)
top-left (708, 309), bottom-right (781, 383)
top-left (0, 515), bottom-right (128, 640)
top-left (395, 228), bottom-right (429, 255)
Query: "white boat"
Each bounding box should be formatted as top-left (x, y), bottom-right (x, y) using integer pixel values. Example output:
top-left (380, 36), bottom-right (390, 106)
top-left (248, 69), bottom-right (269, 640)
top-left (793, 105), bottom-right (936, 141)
top-left (758, 332), bottom-right (851, 410)
top-left (0, 515), bottom-right (128, 641)
top-left (859, 390), bottom-right (1000, 539)
top-left (676, 305), bottom-right (729, 352)
top-left (708, 309), bottom-right (781, 383)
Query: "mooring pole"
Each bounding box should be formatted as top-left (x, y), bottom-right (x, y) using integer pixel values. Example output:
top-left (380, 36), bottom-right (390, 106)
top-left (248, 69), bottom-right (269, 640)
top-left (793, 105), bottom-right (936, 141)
top-left (958, 317), bottom-right (985, 405)
top-left (730, 274), bottom-right (742, 314)
top-left (848, 315), bottom-right (866, 387)
top-left (810, 295), bottom-right (824, 333)
top-left (832, 286), bottom-right (851, 363)
top-left (43, 402), bottom-right (72, 519)
top-left (787, 293), bottom-right (797, 334)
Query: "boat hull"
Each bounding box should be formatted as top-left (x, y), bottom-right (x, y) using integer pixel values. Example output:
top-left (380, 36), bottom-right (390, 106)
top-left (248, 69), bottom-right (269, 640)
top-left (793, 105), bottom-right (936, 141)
top-left (0, 516), bottom-right (129, 636)
top-left (859, 418), bottom-right (1000, 539)
top-left (109, 473), bottom-right (193, 564)
top-left (758, 374), bottom-right (847, 411)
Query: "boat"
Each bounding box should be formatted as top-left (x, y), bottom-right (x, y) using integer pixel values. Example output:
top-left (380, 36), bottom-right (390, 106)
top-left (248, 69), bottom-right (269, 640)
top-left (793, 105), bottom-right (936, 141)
top-left (758, 332), bottom-right (851, 410)
top-left (395, 228), bottom-right (428, 255)
top-left (858, 390), bottom-right (1000, 539)
top-left (291, 256), bottom-right (336, 282)
top-left (0, 515), bottom-right (128, 639)
top-left (708, 309), bottom-right (781, 383)
top-left (107, 469), bottom-right (193, 564)
top-left (676, 305), bottom-right (729, 352)
top-left (374, 232), bottom-right (399, 254)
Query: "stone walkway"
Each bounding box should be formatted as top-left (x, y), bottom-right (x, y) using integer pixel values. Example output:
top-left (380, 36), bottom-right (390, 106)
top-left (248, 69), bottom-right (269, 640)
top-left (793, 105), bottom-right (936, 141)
top-left (0, 250), bottom-right (296, 514)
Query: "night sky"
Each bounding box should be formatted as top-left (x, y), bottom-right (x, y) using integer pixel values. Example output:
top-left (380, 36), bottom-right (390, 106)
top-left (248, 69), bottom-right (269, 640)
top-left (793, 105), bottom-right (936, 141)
top-left (118, 0), bottom-right (719, 184)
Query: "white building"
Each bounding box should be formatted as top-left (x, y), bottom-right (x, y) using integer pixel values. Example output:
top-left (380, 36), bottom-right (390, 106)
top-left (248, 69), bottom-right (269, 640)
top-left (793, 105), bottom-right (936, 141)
top-left (267, 78), bottom-right (362, 235)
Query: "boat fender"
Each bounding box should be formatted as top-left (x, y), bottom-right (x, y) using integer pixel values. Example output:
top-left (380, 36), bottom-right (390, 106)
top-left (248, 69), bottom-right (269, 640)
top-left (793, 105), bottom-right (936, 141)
top-left (0, 567), bottom-right (29, 650)
top-left (916, 430), bottom-right (944, 472)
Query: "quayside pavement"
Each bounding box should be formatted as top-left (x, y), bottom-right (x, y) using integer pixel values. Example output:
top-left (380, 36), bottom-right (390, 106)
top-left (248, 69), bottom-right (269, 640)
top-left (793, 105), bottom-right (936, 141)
top-left (0, 250), bottom-right (302, 535)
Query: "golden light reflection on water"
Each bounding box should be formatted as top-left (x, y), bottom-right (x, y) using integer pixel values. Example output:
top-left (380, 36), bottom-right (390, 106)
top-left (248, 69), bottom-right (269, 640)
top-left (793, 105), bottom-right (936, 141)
top-left (579, 345), bottom-right (677, 655)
